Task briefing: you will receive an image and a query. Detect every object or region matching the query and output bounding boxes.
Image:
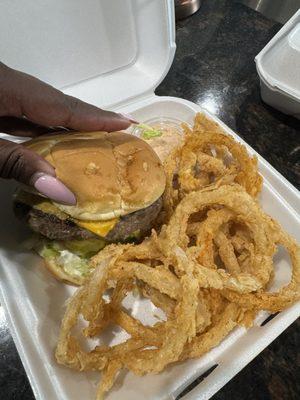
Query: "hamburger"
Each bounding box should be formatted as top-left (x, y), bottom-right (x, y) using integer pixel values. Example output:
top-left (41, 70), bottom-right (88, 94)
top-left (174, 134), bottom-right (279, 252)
top-left (13, 131), bottom-right (166, 285)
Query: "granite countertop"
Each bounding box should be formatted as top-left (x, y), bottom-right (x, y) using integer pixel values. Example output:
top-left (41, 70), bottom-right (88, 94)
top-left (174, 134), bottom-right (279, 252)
top-left (1, 1), bottom-right (299, 399)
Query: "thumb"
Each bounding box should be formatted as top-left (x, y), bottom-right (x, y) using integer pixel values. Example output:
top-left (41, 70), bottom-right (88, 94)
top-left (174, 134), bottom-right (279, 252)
top-left (0, 139), bottom-right (76, 205)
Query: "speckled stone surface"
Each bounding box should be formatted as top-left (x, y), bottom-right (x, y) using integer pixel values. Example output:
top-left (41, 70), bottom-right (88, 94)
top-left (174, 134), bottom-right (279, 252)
top-left (157, 0), bottom-right (300, 190)
top-left (1, 1), bottom-right (299, 399)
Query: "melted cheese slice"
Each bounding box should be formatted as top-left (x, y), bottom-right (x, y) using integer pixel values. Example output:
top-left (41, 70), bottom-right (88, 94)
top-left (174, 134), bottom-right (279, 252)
top-left (75, 219), bottom-right (118, 238)
top-left (35, 200), bottom-right (68, 219)
top-left (25, 195), bottom-right (118, 237)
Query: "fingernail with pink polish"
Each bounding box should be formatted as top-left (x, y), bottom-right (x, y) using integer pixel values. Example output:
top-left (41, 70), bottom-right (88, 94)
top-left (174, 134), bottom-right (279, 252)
top-left (118, 113), bottom-right (139, 124)
top-left (31, 173), bottom-right (76, 205)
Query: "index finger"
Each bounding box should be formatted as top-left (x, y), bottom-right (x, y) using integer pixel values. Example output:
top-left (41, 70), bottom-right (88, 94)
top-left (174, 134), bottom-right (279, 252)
top-left (0, 63), bottom-right (134, 132)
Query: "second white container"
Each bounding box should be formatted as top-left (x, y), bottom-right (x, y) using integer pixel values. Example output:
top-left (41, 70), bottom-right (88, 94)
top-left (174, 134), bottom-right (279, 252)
top-left (255, 9), bottom-right (300, 119)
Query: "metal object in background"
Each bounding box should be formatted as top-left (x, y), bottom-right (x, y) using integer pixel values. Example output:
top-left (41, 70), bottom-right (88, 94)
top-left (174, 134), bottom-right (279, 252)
top-left (238, 0), bottom-right (300, 23)
top-left (175, 0), bottom-right (202, 20)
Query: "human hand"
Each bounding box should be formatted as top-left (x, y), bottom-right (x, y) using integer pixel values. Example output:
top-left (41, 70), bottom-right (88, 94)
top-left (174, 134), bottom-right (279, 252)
top-left (0, 62), bottom-right (135, 205)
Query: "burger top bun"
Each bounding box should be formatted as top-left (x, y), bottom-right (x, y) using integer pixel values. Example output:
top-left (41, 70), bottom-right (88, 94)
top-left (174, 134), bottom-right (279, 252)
top-left (25, 131), bottom-right (166, 221)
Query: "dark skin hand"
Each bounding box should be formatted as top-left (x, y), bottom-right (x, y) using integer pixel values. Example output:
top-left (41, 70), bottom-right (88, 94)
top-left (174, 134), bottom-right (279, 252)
top-left (0, 62), bottom-right (135, 204)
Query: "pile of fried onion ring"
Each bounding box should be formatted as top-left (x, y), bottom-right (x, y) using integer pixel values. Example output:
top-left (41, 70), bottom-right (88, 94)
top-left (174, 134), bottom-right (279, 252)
top-left (55, 114), bottom-right (300, 399)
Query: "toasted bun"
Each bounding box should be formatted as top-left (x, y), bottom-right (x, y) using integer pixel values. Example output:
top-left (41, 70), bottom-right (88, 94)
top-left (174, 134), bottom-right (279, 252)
top-left (25, 131), bottom-right (166, 220)
top-left (43, 256), bottom-right (85, 286)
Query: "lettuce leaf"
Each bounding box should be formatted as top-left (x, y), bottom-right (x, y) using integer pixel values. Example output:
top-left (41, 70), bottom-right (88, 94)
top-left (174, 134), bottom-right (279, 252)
top-left (37, 239), bottom-right (105, 278)
top-left (138, 124), bottom-right (162, 139)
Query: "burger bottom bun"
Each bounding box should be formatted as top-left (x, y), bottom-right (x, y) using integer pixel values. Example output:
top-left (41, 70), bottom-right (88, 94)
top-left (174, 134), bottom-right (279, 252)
top-left (43, 256), bottom-right (86, 286)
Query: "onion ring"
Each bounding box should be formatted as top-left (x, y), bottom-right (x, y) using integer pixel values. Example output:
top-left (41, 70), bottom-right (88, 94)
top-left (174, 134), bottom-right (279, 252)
top-left (55, 113), bottom-right (299, 400)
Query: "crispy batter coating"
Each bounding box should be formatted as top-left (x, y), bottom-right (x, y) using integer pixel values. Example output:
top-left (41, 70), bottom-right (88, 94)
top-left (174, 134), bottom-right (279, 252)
top-left (55, 114), bottom-right (299, 399)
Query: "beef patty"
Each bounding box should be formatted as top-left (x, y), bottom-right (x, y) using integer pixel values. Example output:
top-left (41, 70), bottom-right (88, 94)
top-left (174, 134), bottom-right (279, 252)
top-left (14, 196), bottom-right (163, 242)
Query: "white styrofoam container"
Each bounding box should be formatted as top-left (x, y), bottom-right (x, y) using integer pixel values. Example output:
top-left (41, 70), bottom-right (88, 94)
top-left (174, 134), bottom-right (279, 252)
top-left (0, 2), bottom-right (299, 400)
top-left (255, 9), bottom-right (300, 118)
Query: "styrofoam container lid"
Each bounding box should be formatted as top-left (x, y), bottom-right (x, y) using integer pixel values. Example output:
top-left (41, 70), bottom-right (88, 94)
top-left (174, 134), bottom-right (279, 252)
top-left (0, 0), bottom-right (176, 109)
top-left (255, 9), bottom-right (300, 100)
